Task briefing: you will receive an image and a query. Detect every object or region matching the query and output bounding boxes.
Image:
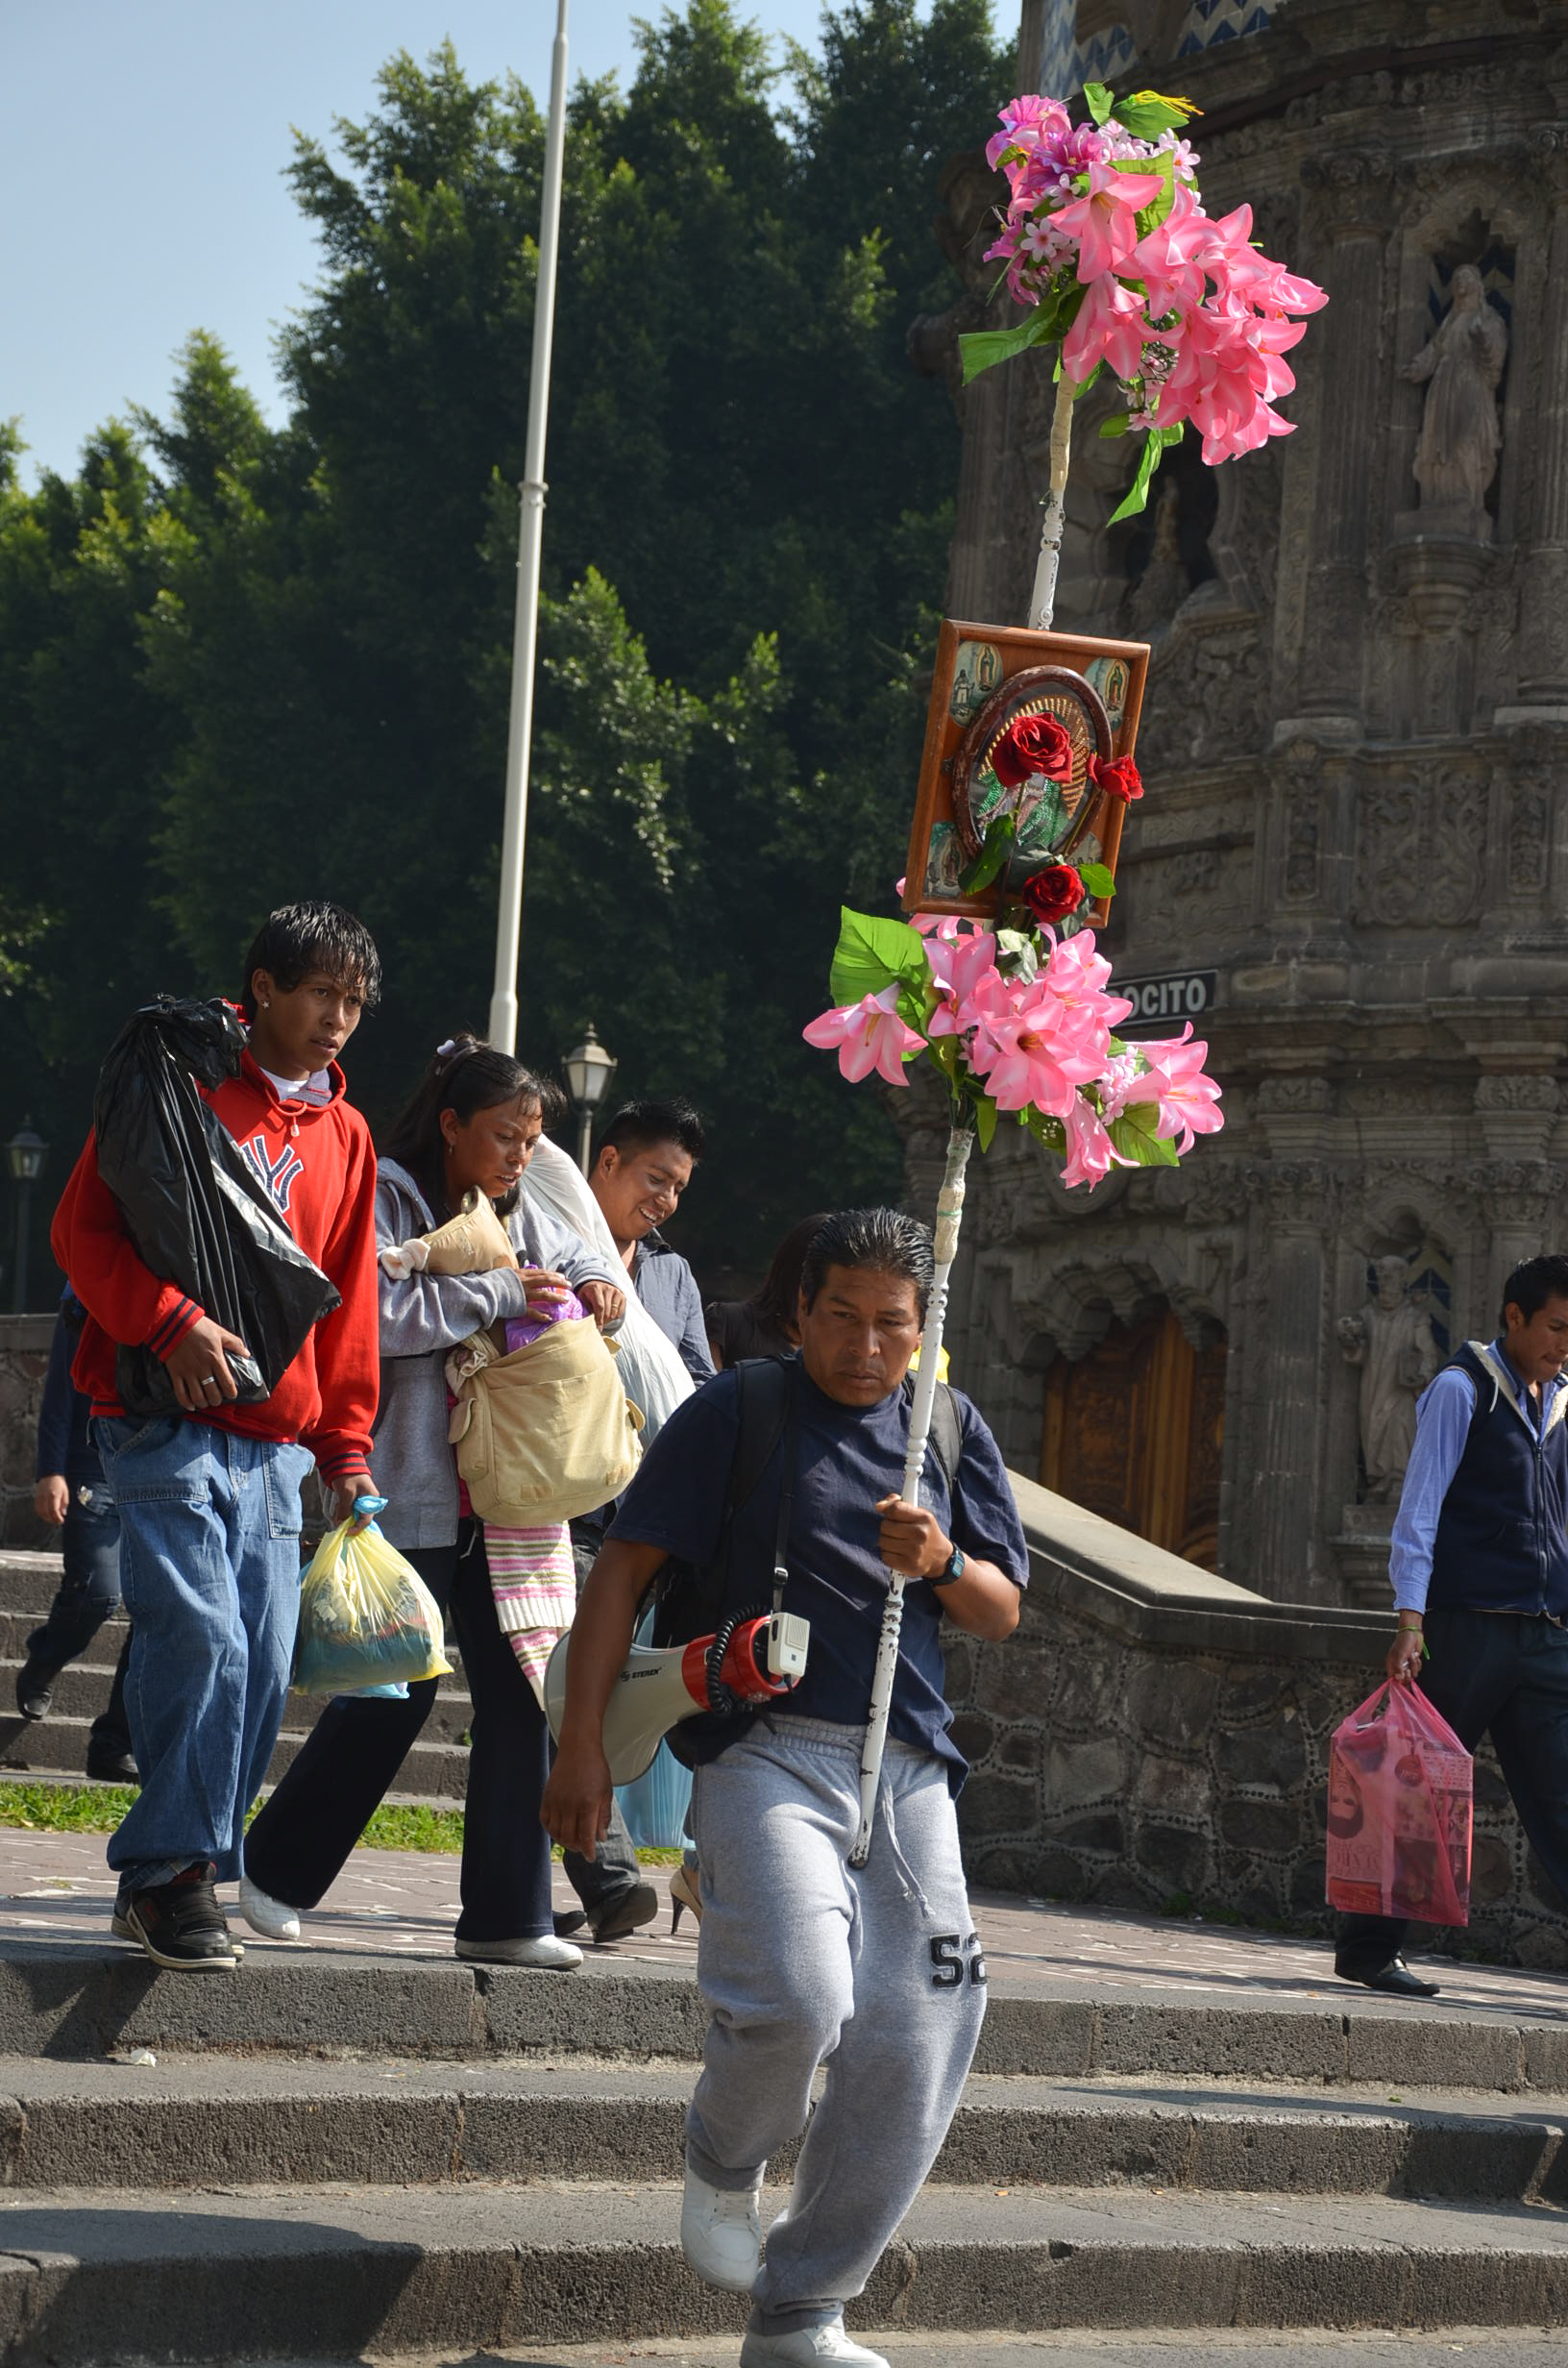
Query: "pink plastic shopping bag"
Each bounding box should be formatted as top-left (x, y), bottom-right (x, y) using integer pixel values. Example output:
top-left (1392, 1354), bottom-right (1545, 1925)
top-left (1324, 1682), bottom-right (1473, 1926)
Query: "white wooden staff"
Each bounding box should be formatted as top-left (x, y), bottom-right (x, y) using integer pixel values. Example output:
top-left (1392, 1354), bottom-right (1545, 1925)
top-left (848, 1122), bottom-right (974, 1868)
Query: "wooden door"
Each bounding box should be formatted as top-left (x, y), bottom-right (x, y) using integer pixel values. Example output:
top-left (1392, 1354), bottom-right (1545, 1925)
top-left (1040, 1306), bottom-right (1226, 1570)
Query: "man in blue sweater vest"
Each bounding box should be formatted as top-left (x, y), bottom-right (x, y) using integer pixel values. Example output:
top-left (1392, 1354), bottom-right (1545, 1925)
top-left (1335, 1253), bottom-right (1568, 1997)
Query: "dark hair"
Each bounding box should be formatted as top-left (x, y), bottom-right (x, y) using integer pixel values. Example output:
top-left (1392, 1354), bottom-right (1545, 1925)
top-left (1502, 1254), bottom-right (1568, 1326)
top-left (240, 900), bottom-right (382, 1017)
top-left (380, 1032), bottom-right (564, 1219)
top-left (750, 1212), bottom-right (831, 1334)
top-left (800, 1207), bottom-right (935, 1322)
top-left (599, 1097), bottom-right (706, 1164)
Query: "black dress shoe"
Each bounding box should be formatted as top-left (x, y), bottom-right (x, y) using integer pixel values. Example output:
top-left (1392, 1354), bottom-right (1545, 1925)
top-left (86, 1742), bottom-right (139, 1784)
top-left (15, 1661), bottom-right (56, 1721)
top-left (1337, 1958), bottom-right (1441, 1998)
top-left (552, 1909), bottom-right (588, 1939)
top-left (586, 1880), bottom-right (659, 1944)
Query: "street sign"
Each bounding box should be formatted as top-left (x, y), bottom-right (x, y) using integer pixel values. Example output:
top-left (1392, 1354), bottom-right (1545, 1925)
top-left (1116, 970), bottom-right (1218, 1034)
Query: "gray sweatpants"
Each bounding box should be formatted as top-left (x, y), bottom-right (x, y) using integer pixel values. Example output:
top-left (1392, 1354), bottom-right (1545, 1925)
top-left (686, 1714), bottom-right (986, 2336)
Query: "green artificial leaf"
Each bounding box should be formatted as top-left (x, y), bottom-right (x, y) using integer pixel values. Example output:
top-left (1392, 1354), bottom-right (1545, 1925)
top-left (1114, 90), bottom-right (1200, 139)
top-left (1078, 861), bottom-right (1116, 900)
top-left (828, 905), bottom-right (928, 1007)
top-left (1107, 1105), bottom-right (1181, 1167)
top-left (1109, 429), bottom-right (1172, 524)
top-left (974, 1093), bottom-right (998, 1153)
top-left (995, 926), bottom-right (1040, 983)
top-left (959, 309), bottom-right (1053, 385)
top-left (1133, 155), bottom-right (1177, 237)
top-left (959, 810), bottom-right (1016, 895)
top-left (1099, 412), bottom-right (1131, 438)
top-left (1084, 81), bottom-right (1115, 127)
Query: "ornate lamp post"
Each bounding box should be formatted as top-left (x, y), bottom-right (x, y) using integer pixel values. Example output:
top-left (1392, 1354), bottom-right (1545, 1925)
top-left (6, 1122), bottom-right (47, 1315)
top-left (562, 1027), bottom-right (617, 1176)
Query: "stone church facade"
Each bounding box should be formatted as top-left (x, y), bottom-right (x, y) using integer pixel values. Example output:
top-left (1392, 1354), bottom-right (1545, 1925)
top-left (908, 0), bottom-right (1568, 1604)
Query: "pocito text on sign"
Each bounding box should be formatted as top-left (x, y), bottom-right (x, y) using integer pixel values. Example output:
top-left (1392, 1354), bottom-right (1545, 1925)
top-left (1115, 971), bottom-right (1218, 1033)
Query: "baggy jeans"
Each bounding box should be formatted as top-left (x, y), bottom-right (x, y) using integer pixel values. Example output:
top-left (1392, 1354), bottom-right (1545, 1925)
top-left (686, 1715), bottom-right (986, 2337)
top-left (93, 1414), bottom-right (311, 1888)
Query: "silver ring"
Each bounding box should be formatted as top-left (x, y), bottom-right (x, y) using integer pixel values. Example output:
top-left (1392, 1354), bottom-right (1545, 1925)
top-left (200, 1374), bottom-right (218, 1387)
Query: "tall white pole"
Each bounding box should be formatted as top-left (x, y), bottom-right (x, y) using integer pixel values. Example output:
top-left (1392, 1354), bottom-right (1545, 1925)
top-left (488, 0), bottom-right (571, 1055)
top-left (848, 1122), bottom-right (974, 1866)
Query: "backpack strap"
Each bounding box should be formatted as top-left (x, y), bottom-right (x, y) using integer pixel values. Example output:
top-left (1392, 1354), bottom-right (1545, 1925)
top-left (900, 1374), bottom-right (962, 1502)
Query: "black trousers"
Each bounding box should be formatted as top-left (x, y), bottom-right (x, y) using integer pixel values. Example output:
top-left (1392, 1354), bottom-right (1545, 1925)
top-left (27, 1482), bottom-right (133, 1756)
top-left (245, 1524), bottom-right (561, 1942)
top-left (1336, 1607), bottom-right (1568, 1975)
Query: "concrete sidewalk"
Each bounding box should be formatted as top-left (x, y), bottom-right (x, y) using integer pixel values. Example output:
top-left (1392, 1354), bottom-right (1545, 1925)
top-left (4, 1822), bottom-right (1568, 2026)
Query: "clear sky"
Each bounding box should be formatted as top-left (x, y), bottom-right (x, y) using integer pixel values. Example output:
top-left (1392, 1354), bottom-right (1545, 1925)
top-left (2, 1), bottom-right (839, 486)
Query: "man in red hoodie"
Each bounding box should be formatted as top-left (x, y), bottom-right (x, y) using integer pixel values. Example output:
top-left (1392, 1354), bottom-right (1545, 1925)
top-left (52, 901), bottom-right (381, 1970)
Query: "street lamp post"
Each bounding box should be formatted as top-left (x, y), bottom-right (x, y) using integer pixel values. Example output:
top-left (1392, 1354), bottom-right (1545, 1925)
top-left (487, 0), bottom-right (571, 1054)
top-left (562, 1026), bottom-right (617, 1176)
top-left (6, 1121), bottom-right (47, 1316)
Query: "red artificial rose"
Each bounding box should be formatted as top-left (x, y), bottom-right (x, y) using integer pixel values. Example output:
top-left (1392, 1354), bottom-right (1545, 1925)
top-left (1021, 864), bottom-right (1086, 925)
top-left (989, 709), bottom-right (1075, 791)
top-left (1090, 752), bottom-right (1144, 802)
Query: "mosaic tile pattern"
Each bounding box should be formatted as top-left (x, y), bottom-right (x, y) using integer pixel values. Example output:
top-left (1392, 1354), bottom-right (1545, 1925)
top-left (1036, 0), bottom-right (1280, 99)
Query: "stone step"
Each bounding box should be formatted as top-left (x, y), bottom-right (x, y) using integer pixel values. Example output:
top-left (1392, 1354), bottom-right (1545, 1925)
top-left (0, 1654), bottom-right (478, 1748)
top-left (0, 2179), bottom-right (1565, 2357)
top-left (268, 2341), bottom-right (1568, 2368)
top-left (6, 1944), bottom-right (1568, 2096)
top-left (3, 2056), bottom-right (1567, 2204)
top-left (0, 1711), bottom-right (471, 1798)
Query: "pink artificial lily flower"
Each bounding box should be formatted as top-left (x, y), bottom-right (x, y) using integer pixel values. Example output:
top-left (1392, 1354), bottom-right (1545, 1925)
top-left (985, 94), bottom-right (1072, 173)
top-left (963, 974), bottom-right (1105, 1117)
top-left (802, 986), bottom-right (924, 1088)
top-left (1040, 928), bottom-right (1135, 1054)
top-left (1135, 1024), bottom-right (1225, 1152)
top-left (1060, 1092), bottom-right (1118, 1189)
top-left (1125, 180), bottom-right (1210, 319)
top-left (924, 927), bottom-right (999, 1037)
top-left (1063, 270), bottom-right (1149, 384)
top-left (1052, 160), bottom-right (1165, 284)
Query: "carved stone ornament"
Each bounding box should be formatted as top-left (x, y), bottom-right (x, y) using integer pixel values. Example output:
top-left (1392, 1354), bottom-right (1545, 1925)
top-left (1336, 1255), bottom-right (1439, 1506)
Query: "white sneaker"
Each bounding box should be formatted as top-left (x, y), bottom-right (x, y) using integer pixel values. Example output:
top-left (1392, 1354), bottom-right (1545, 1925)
top-left (453, 1933), bottom-right (583, 1969)
top-left (740, 2325), bottom-right (889, 2368)
top-left (680, 2163), bottom-right (762, 2292)
top-left (238, 1877), bottom-right (302, 1942)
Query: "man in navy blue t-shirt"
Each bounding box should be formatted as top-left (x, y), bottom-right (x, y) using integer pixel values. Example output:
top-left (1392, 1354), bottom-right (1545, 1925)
top-left (544, 1208), bottom-right (1027, 2368)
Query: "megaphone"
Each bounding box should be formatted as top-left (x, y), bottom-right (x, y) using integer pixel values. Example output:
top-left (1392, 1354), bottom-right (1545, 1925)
top-left (544, 1611), bottom-right (810, 1785)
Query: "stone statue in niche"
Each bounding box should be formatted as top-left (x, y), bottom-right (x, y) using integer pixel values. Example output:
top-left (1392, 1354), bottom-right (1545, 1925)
top-left (1337, 1256), bottom-right (1440, 1504)
top-left (1400, 264), bottom-right (1507, 517)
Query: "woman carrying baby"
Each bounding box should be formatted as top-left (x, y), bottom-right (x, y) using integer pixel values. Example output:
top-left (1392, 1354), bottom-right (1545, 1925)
top-left (241, 1036), bottom-right (625, 1967)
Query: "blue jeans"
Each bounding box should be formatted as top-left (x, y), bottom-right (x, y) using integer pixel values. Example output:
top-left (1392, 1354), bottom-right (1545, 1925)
top-left (92, 1416), bottom-right (312, 1888)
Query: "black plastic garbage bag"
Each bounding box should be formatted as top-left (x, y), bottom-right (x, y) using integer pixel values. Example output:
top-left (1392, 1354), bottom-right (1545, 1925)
top-left (91, 998), bottom-right (340, 1418)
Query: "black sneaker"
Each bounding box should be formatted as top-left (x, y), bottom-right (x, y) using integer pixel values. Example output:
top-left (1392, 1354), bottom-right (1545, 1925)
top-left (586, 1880), bottom-right (660, 1944)
top-left (122, 1864), bottom-right (237, 1971)
top-left (86, 1741), bottom-right (139, 1784)
top-left (14, 1661), bottom-right (56, 1721)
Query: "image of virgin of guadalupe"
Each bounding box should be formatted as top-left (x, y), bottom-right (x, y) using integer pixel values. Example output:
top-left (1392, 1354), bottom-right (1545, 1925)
top-left (949, 639), bottom-right (1002, 726)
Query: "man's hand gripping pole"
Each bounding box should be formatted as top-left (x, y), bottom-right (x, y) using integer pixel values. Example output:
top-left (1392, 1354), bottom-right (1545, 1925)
top-left (848, 1122), bottom-right (973, 1869)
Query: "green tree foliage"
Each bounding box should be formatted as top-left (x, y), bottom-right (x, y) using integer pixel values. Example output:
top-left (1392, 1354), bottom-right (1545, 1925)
top-left (0, 2), bottom-right (1008, 1287)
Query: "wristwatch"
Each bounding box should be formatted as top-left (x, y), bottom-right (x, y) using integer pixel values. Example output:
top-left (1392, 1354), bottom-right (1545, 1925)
top-left (930, 1544), bottom-right (966, 1589)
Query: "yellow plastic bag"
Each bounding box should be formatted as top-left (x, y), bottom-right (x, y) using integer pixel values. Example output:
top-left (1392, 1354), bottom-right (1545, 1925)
top-left (293, 1516), bottom-right (453, 1695)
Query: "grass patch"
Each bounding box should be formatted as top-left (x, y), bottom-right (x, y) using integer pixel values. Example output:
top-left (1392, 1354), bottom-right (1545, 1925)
top-left (0, 1780), bottom-right (683, 1862)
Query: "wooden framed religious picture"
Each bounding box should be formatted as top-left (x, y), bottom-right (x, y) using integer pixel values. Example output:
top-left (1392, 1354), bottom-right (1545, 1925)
top-left (904, 620), bottom-right (1150, 927)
